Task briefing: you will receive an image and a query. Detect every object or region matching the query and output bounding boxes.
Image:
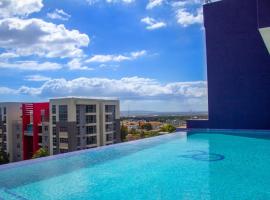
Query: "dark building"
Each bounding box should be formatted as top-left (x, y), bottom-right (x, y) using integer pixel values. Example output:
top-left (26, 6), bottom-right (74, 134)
top-left (188, 0), bottom-right (270, 129)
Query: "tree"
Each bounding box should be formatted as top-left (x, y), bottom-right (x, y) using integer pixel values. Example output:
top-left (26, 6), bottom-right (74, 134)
top-left (141, 123), bottom-right (152, 131)
top-left (160, 124), bottom-right (176, 133)
top-left (0, 150), bottom-right (9, 164)
top-left (32, 148), bottom-right (49, 159)
top-left (120, 125), bottom-right (129, 141)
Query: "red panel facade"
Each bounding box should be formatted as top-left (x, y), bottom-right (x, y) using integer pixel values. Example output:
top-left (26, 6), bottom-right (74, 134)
top-left (22, 103), bottom-right (49, 160)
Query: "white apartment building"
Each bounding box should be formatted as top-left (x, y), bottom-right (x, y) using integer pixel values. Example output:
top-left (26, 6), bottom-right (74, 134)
top-left (49, 98), bottom-right (120, 155)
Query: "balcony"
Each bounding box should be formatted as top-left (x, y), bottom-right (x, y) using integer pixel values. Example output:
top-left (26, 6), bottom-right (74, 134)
top-left (24, 124), bottom-right (33, 136)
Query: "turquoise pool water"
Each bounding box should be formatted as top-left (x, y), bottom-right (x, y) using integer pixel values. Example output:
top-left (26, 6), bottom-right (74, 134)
top-left (0, 130), bottom-right (270, 200)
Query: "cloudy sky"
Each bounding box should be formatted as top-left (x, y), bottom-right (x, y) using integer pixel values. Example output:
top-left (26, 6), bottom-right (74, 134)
top-left (0, 0), bottom-right (207, 112)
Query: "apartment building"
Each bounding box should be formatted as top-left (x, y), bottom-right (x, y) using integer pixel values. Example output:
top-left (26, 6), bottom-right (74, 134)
top-left (0, 103), bottom-right (22, 162)
top-left (22, 103), bottom-right (50, 160)
top-left (49, 98), bottom-right (120, 155)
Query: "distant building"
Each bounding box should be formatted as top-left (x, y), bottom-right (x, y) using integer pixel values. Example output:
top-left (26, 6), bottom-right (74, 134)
top-left (188, 0), bottom-right (270, 130)
top-left (0, 103), bottom-right (22, 162)
top-left (0, 97), bottom-right (121, 163)
top-left (49, 98), bottom-right (120, 155)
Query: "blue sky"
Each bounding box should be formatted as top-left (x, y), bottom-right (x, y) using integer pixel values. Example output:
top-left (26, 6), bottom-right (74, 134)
top-left (0, 0), bottom-right (207, 112)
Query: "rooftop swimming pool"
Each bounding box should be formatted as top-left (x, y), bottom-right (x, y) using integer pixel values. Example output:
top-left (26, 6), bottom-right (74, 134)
top-left (0, 130), bottom-right (270, 200)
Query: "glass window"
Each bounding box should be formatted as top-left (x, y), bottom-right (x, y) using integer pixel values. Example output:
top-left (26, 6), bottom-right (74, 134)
top-left (59, 105), bottom-right (68, 122)
top-left (105, 105), bottom-right (115, 113)
top-left (106, 124), bottom-right (113, 132)
top-left (77, 127), bottom-right (80, 135)
top-left (86, 115), bottom-right (96, 124)
top-left (52, 105), bottom-right (56, 114)
top-left (38, 136), bottom-right (42, 143)
top-left (59, 138), bottom-right (68, 143)
top-left (86, 126), bottom-right (96, 134)
top-left (60, 149), bottom-right (68, 153)
top-left (53, 127), bottom-right (57, 135)
top-left (3, 107), bottom-right (6, 115)
top-left (53, 137), bottom-right (57, 145)
top-left (106, 133), bottom-right (113, 142)
top-left (85, 105), bottom-right (96, 113)
top-left (38, 126), bottom-right (42, 133)
top-left (59, 126), bottom-right (68, 132)
top-left (105, 114), bottom-right (114, 122)
top-left (52, 116), bottom-right (56, 125)
top-left (77, 137), bottom-right (81, 146)
top-left (86, 136), bottom-right (97, 145)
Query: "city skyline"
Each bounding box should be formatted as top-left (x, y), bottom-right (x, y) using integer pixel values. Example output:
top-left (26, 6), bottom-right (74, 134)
top-left (0, 0), bottom-right (207, 112)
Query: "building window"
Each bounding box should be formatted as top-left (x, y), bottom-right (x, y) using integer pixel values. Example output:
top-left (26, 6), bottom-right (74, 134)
top-left (59, 105), bottom-right (68, 122)
top-left (3, 107), bottom-right (6, 115)
top-left (106, 133), bottom-right (113, 142)
top-left (52, 105), bottom-right (56, 114)
top-left (105, 114), bottom-right (114, 122)
top-left (44, 126), bottom-right (49, 131)
top-left (38, 126), bottom-right (42, 133)
top-left (76, 105), bottom-right (80, 114)
top-left (59, 126), bottom-right (68, 132)
top-left (76, 114), bottom-right (80, 124)
top-left (105, 105), bottom-right (115, 113)
top-left (106, 124), bottom-right (113, 132)
top-left (85, 105), bottom-right (96, 113)
top-left (53, 127), bottom-right (57, 135)
top-left (59, 138), bottom-right (68, 143)
top-left (77, 137), bottom-right (81, 146)
top-left (38, 136), bottom-right (42, 143)
top-left (86, 136), bottom-right (97, 145)
top-left (60, 149), bottom-right (68, 153)
top-left (17, 143), bottom-right (20, 148)
top-left (53, 137), bottom-right (57, 145)
top-left (86, 126), bottom-right (96, 134)
top-left (86, 115), bottom-right (96, 124)
top-left (77, 127), bottom-right (80, 135)
top-left (52, 116), bottom-right (56, 125)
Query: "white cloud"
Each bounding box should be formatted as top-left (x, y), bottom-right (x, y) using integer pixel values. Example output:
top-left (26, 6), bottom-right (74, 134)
top-left (0, 52), bottom-right (19, 60)
top-left (0, 61), bottom-right (62, 71)
top-left (171, 0), bottom-right (201, 8)
top-left (86, 50), bottom-right (147, 63)
top-left (176, 8), bottom-right (203, 27)
top-left (0, 18), bottom-right (90, 58)
top-left (171, 0), bottom-right (203, 27)
top-left (25, 75), bottom-right (52, 82)
top-left (86, 0), bottom-right (134, 5)
top-left (67, 58), bottom-right (94, 71)
top-left (146, 0), bottom-right (164, 10)
top-left (0, 77), bottom-right (207, 111)
top-left (47, 9), bottom-right (71, 21)
top-left (141, 17), bottom-right (166, 30)
top-left (0, 0), bottom-right (43, 18)
top-left (0, 86), bottom-right (17, 94)
top-left (5, 76), bottom-right (207, 99)
top-left (106, 0), bottom-right (135, 3)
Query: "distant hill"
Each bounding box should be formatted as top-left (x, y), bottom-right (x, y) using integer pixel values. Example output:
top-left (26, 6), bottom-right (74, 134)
top-left (120, 110), bottom-right (208, 117)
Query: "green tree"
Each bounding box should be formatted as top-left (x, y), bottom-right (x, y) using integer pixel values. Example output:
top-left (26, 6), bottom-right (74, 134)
top-left (0, 150), bottom-right (9, 164)
top-left (141, 123), bottom-right (152, 131)
top-left (160, 124), bottom-right (176, 133)
top-left (32, 148), bottom-right (49, 159)
top-left (120, 125), bottom-right (129, 141)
